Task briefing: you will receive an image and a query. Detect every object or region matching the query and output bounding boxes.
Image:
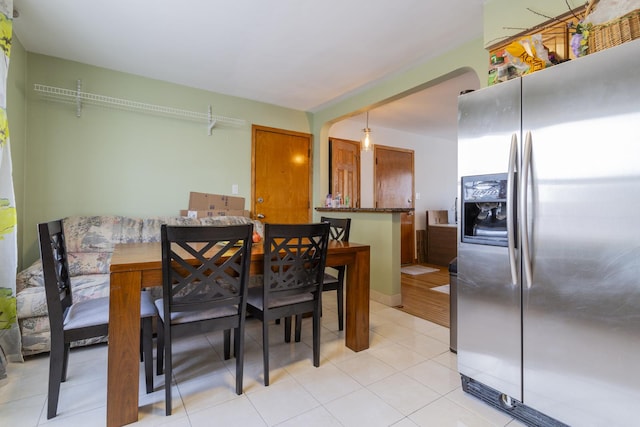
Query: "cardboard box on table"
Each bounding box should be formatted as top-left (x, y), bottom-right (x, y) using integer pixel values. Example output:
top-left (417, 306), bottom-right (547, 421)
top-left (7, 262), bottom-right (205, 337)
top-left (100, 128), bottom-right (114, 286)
top-left (188, 192), bottom-right (245, 211)
top-left (179, 209), bottom-right (250, 219)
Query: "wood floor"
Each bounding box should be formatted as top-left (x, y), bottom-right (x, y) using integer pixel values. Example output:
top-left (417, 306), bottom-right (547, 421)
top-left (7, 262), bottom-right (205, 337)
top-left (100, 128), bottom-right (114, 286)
top-left (396, 262), bottom-right (451, 328)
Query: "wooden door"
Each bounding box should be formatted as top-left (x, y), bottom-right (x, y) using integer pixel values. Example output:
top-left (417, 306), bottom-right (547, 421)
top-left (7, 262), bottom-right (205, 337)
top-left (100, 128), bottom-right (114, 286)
top-left (374, 145), bottom-right (415, 264)
top-left (252, 125), bottom-right (312, 224)
top-left (329, 138), bottom-right (360, 208)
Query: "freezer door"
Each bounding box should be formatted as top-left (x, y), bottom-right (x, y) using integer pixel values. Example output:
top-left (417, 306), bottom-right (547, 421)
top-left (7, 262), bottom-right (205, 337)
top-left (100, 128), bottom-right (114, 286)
top-left (521, 40), bottom-right (640, 426)
top-left (457, 78), bottom-right (522, 400)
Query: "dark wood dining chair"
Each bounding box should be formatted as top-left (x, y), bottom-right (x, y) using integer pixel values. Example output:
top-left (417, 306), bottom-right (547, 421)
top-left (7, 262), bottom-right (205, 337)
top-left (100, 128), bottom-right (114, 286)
top-left (319, 216), bottom-right (351, 331)
top-left (156, 224), bottom-right (253, 415)
top-left (290, 216), bottom-right (350, 341)
top-left (246, 222), bottom-right (330, 386)
top-left (38, 219), bottom-right (156, 420)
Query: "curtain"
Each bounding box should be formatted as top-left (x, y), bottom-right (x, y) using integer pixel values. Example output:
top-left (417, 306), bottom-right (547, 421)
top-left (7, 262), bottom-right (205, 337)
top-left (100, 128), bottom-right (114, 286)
top-left (0, 0), bottom-right (20, 371)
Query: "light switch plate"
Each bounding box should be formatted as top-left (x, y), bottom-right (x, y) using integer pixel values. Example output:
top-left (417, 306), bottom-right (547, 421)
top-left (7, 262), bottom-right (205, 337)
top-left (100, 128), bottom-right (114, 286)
top-left (232, 184), bottom-right (239, 195)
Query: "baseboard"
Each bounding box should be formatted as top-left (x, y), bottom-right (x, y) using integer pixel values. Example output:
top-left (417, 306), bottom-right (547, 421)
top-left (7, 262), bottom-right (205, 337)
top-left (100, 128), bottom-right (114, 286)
top-left (370, 289), bottom-right (402, 307)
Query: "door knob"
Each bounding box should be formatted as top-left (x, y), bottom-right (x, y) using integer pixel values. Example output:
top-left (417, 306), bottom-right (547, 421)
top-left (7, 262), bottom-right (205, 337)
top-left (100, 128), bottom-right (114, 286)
top-left (257, 197), bottom-right (264, 203)
top-left (257, 213), bottom-right (265, 219)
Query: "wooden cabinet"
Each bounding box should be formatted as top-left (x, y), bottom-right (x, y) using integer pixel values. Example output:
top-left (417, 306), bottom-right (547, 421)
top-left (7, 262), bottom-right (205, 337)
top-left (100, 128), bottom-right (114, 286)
top-left (426, 210), bottom-right (457, 266)
top-left (428, 225), bottom-right (457, 266)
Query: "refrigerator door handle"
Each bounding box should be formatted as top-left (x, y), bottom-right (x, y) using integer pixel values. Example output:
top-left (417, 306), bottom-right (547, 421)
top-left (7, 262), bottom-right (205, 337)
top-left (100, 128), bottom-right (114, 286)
top-left (521, 131), bottom-right (533, 288)
top-left (507, 133), bottom-right (518, 286)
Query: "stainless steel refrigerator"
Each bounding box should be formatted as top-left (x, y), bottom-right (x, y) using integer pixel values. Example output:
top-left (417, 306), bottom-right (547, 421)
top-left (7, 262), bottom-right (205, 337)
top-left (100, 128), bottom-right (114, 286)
top-left (457, 39), bottom-right (640, 427)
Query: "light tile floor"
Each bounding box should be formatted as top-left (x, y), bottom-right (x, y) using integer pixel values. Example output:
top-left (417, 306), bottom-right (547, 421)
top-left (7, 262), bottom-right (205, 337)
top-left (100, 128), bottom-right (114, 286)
top-left (0, 298), bottom-right (528, 426)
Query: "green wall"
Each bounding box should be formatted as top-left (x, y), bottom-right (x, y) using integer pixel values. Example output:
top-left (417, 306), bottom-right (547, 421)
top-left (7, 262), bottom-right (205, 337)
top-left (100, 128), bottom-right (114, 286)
top-left (319, 210), bottom-right (401, 303)
top-left (16, 49), bottom-right (310, 266)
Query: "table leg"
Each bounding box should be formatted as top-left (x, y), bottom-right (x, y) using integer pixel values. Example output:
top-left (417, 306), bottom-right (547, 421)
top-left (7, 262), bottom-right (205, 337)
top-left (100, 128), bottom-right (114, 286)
top-left (345, 247), bottom-right (370, 351)
top-left (107, 271), bottom-right (142, 427)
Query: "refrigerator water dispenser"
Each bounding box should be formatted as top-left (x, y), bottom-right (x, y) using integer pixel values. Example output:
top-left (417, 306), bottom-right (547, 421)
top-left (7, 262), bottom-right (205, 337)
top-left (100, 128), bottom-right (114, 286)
top-left (461, 173), bottom-right (511, 246)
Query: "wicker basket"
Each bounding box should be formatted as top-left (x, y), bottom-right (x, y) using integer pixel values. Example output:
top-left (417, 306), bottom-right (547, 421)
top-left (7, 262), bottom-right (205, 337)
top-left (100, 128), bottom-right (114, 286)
top-left (589, 9), bottom-right (640, 53)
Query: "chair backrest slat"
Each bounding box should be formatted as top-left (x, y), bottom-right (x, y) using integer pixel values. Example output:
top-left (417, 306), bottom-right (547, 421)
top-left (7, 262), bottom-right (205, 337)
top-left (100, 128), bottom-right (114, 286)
top-left (38, 220), bottom-right (73, 330)
top-left (263, 223), bottom-right (330, 301)
top-left (320, 217), bottom-right (351, 242)
top-left (161, 224), bottom-right (253, 315)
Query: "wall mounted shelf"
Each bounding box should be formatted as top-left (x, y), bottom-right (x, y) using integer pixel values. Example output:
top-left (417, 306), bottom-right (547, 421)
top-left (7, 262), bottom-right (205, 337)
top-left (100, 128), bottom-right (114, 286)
top-left (33, 80), bottom-right (246, 135)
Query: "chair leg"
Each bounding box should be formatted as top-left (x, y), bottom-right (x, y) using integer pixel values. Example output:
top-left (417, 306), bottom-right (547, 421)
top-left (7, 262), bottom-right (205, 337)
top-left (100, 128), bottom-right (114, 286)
top-left (234, 325), bottom-right (244, 395)
top-left (142, 317), bottom-right (154, 394)
top-left (234, 325), bottom-right (240, 357)
top-left (156, 320), bottom-right (164, 375)
top-left (313, 307), bottom-right (321, 367)
top-left (47, 341), bottom-right (65, 419)
top-left (337, 283), bottom-right (344, 331)
top-left (165, 327), bottom-right (172, 416)
top-left (61, 343), bottom-right (71, 382)
top-left (224, 329), bottom-right (231, 360)
top-left (295, 315), bottom-right (302, 342)
top-left (262, 321), bottom-right (270, 386)
top-left (284, 317), bottom-right (292, 343)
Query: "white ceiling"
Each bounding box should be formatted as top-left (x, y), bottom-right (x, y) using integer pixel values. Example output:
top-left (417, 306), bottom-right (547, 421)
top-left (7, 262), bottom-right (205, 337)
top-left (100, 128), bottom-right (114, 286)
top-left (12, 0), bottom-right (485, 136)
top-left (352, 70), bottom-right (480, 139)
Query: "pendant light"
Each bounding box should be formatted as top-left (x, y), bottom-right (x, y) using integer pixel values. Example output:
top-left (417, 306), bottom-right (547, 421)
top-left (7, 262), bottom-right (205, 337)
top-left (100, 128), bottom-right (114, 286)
top-left (361, 111), bottom-right (372, 152)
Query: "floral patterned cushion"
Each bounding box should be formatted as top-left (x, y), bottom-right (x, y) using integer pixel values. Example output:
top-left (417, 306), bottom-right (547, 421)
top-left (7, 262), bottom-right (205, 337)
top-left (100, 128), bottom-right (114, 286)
top-left (141, 216), bottom-right (203, 242)
top-left (15, 287), bottom-right (47, 319)
top-left (17, 273), bottom-right (110, 319)
top-left (67, 252), bottom-right (113, 276)
top-left (20, 315), bottom-right (107, 357)
top-left (141, 215), bottom-right (263, 242)
top-left (16, 260), bottom-right (43, 293)
top-left (19, 316), bottom-right (52, 356)
top-left (63, 216), bottom-right (143, 275)
top-left (198, 214), bottom-right (263, 234)
top-left (64, 216), bottom-right (143, 252)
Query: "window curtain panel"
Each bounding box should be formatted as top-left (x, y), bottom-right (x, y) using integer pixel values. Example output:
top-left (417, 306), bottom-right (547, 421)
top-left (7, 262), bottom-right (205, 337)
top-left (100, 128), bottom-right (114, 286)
top-left (0, 0), bottom-right (21, 371)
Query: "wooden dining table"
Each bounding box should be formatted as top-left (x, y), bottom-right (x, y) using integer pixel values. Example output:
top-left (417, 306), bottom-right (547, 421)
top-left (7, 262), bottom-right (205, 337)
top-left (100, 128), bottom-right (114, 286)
top-left (106, 239), bottom-right (370, 427)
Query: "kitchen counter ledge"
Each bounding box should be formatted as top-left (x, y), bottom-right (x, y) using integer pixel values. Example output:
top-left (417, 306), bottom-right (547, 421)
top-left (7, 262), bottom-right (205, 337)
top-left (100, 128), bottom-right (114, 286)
top-left (315, 207), bottom-right (413, 213)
